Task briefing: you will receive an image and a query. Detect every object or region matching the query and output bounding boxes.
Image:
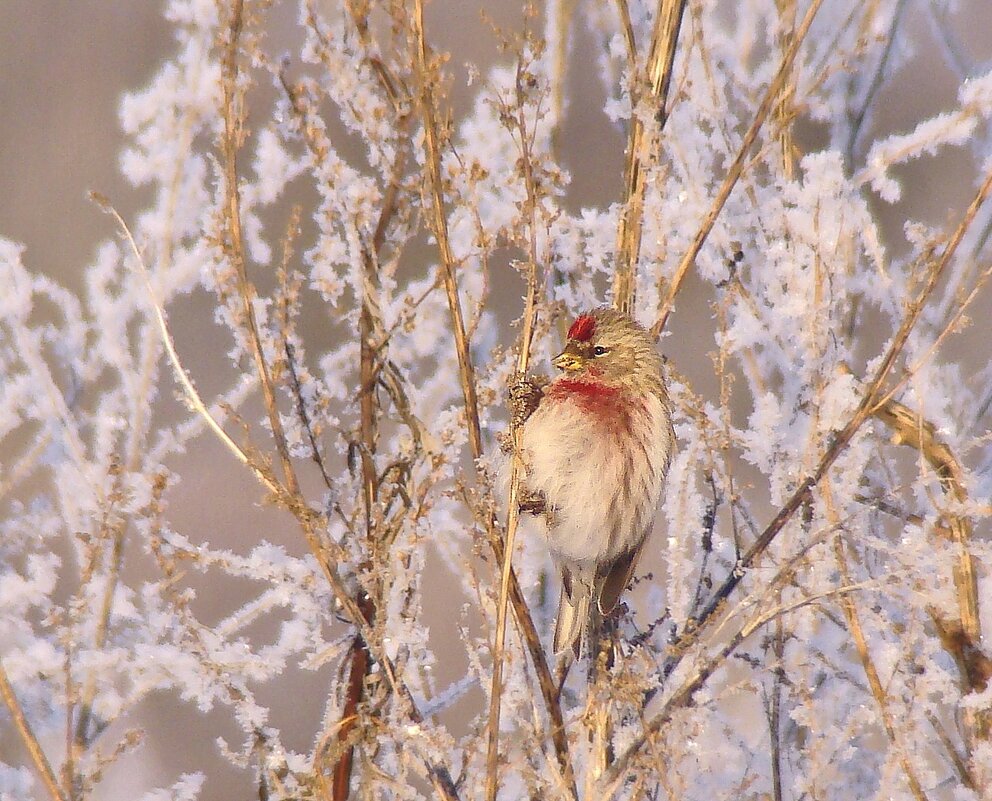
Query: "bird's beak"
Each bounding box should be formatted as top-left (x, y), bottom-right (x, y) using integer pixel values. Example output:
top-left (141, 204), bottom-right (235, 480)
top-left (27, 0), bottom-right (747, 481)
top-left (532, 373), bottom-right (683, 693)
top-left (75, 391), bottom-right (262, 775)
top-left (552, 343), bottom-right (586, 372)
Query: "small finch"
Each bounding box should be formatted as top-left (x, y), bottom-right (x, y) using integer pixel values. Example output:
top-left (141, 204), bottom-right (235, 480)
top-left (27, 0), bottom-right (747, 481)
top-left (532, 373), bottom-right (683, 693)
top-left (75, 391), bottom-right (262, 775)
top-left (509, 308), bottom-right (675, 655)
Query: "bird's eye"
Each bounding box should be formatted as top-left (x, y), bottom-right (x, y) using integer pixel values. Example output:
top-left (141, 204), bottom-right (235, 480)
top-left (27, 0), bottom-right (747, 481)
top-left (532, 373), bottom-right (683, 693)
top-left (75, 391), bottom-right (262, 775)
top-left (593, 345), bottom-right (609, 356)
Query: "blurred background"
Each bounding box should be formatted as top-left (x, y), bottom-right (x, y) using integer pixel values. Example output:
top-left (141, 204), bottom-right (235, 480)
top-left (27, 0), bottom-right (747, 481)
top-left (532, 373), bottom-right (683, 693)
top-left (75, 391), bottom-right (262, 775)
top-left (1, 2), bottom-right (990, 799)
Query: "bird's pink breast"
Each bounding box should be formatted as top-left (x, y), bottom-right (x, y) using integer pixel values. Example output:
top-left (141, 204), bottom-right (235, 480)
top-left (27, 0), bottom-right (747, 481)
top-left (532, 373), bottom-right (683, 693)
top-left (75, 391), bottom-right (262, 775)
top-left (545, 379), bottom-right (639, 431)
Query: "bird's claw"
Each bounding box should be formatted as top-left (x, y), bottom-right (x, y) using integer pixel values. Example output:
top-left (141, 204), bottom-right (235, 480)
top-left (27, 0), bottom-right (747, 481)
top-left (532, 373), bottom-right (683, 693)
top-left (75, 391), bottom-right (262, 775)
top-left (518, 487), bottom-right (547, 516)
top-left (508, 374), bottom-right (547, 428)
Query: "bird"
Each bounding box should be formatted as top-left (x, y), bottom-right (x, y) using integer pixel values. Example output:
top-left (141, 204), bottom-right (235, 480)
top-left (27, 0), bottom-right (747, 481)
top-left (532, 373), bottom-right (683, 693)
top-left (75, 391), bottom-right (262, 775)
top-left (507, 307), bottom-right (675, 656)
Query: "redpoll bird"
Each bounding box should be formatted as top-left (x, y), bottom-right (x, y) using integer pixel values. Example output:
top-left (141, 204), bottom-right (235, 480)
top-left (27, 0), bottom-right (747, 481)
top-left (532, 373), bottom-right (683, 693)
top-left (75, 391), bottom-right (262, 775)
top-left (509, 308), bottom-right (675, 655)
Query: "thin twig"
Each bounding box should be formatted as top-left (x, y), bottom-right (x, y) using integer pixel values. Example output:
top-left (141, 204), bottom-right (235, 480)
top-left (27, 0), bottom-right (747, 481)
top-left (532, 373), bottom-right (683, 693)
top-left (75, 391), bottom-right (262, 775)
top-left (650, 0), bottom-right (825, 337)
top-left (613, 0), bottom-right (638, 68)
top-left (92, 193), bottom-right (282, 497)
top-left (768, 613), bottom-right (785, 801)
top-left (220, 0), bottom-right (302, 499)
top-left (484, 54), bottom-right (551, 801)
top-left (833, 535), bottom-right (929, 801)
top-left (844, 0), bottom-right (910, 163)
top-left (612, 0), bottom-right (687, 315)
top-left (411, 5), bottom-right (573, 796)
top-left (0, 660), bottom-right (69, 801)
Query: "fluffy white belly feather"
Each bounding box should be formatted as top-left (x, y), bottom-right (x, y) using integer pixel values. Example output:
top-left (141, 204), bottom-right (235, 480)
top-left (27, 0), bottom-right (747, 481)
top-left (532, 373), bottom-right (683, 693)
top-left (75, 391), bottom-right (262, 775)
top-left (519, 388), bottom-right (672, 567)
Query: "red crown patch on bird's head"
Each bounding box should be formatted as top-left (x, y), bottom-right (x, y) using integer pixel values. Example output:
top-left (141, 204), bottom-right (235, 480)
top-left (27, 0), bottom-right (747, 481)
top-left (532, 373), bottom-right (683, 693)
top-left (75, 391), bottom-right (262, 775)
top-left (567, 314), bottom-right (596, 342)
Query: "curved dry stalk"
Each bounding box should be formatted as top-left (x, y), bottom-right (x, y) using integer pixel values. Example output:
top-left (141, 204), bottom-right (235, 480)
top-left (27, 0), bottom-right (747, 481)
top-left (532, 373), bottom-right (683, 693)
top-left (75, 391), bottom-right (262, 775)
top-left (873, 397), bottom-right (980, 641)
top-left (612, 0), bottom-right (687, 315)
top-left (650, 0), bottom-right (825, 337)
top-left (871, 394), bottom-right (990, 745)
top-left (93, 193), bottom-right (282, 497)
top-left (0, 660), bottom-right (68, 801)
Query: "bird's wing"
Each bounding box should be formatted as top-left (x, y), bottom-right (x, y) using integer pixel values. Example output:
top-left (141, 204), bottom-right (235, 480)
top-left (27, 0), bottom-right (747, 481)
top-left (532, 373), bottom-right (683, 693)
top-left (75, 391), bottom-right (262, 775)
top-left (596, 539), bottom-right (645, 617)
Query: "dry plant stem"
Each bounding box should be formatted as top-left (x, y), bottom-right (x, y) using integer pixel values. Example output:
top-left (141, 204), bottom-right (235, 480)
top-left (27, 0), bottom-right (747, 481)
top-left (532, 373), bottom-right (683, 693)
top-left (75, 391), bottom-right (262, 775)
top-left (601, 2), bottom-right (696, 761)
top-left (832, 536), bottom-right (929, 801)
top-left (278, 41), bottom-right (414, 796)
top-left (774, 0), bottom-right (798, 180)
top-left (329, 188), bottom-right (402, 801)
top-left (231, 10), bottom-right (370, 796)
top-left (94, 193), bottom-right (281, 497)
top-left (280, 15), bottom-right (468, 800)
top-left (650, 0), bottom-right (825, 337)
top-left (330, 74), bottom-right (412, 801)
top-left (331, 621), bottom-right (370, 801)
top-left (768, 613), bottom-right (785, 801)
top-left (73, 518), bottom-right (125, 757)
top-left (483, 63), bottom-right (548, 801)
top-left (221, 0), bottom-right (302, 499)
top-left (613, 0), bottom-right (638, 66)
top-left (411, 4), bottom-right (571, 797)
top-left (926, 709), bottom-right (976, 790)
top-left (612, 0), bottom-right (687, 315)
top-left (872, 398), bottom-right (980, 642)
top-left (0, 660), bottom-right (69, 801)
top-left (412, 0), bottom-right (483, 462)
top-left (871, 395), bottom-right (990, 746)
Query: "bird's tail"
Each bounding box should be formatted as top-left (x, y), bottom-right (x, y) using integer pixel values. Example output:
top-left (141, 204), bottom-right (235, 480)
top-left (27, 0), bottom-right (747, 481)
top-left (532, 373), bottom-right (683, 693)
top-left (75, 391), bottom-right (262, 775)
top-left (553, 546), bottom-right (642, 658)
top-left (553, 566), bottom-right (598, 656)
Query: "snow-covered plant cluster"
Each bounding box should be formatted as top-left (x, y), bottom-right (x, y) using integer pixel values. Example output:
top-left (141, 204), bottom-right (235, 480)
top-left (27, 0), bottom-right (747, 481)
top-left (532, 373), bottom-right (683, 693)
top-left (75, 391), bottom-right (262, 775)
top-left (2, 1), bottom-right (991, 799)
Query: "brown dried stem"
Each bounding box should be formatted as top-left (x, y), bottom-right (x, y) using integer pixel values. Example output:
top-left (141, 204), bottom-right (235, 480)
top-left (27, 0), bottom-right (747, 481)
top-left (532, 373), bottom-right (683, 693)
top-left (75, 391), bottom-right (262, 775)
top-left (650, 0), bottom-right (825, 337)
top-left (220, 0), bottom-right (301, 499)
top-left (832, 536), bottom-right (929, 801)
top-left (483, 57), bottom-right (555, 801)
top-left (871, 394), bottom-right (990, 745)
top-left (0, 660), bottom-right (69, 801)
top-left (412, 0), bottom-right (483, 462)
top-left (410, 4), bottom-right (572, 797)
top-left (612, 0), bottom-right (687, 315)
top-left (774, 0), bottom-right (799, 180)
top-left (872, 398), bottom-right (980, 641)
